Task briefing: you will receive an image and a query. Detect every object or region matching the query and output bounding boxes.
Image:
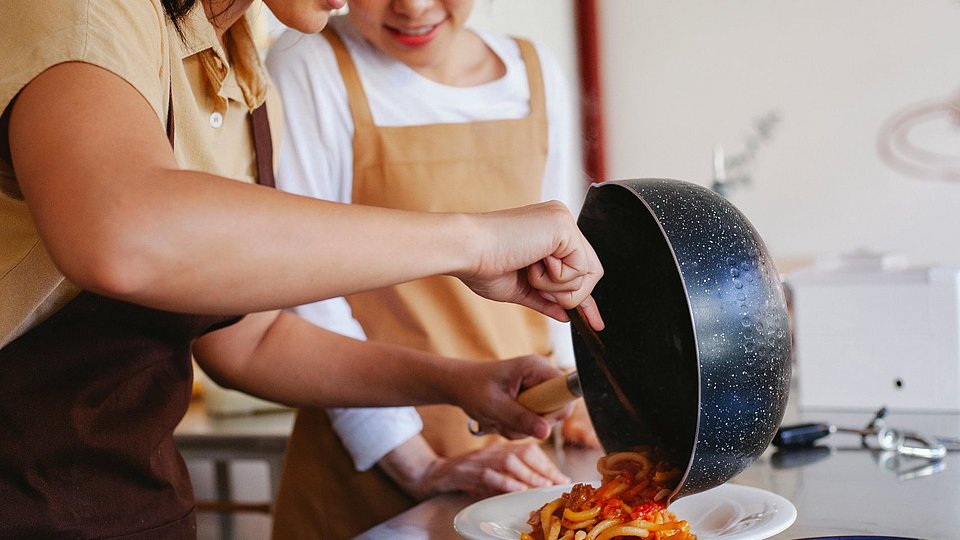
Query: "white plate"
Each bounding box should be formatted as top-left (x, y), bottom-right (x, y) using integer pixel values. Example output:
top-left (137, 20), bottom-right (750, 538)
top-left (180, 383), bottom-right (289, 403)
top-left (454, 482), bottom-right (797, 540)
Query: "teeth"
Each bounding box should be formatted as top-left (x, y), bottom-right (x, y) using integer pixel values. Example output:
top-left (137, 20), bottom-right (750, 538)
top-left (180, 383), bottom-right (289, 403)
top-left (397, 25), bottom-right (433, 36)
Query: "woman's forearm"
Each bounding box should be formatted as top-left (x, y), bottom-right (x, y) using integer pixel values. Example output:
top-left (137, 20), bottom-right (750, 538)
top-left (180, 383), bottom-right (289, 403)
top-left (193, 310), bottom-right (563, 440)
top-left (193, 311), bottom-right (458, 408)
top-left (86, 173), bottom-right (482, 315)
top-left (12, 62), bottom-right (602, 327)
top-left (10, 62), bottom-right (478, 314)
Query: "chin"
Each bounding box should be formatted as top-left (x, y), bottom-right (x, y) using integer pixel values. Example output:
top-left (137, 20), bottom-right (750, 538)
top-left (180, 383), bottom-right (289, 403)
top-left (281, 11), bottom-right (331, 34)
top-left (304, 12), bottom-right (332, 33)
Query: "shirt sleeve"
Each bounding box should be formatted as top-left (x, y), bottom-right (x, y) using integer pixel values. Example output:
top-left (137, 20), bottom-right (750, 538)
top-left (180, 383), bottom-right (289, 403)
top-left (1, 0), bottom-right (167, 160)
top-left (267, 29), bottom-right (424, 472)
top-left (288, 297), bottom-right (425, 471)
top-left (326, 407), bottom-right (424, 472)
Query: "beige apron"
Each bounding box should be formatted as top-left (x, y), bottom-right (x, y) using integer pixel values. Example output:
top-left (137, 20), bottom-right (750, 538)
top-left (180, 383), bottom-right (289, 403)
top-left (271, 30), bottom-right (551, 540)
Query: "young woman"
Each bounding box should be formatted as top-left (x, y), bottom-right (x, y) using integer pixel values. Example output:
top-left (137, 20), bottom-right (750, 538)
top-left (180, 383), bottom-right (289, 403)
top-left (265, 2), bottom-right (600, 538)
top-left (0, 0), bottom-right (602, 537)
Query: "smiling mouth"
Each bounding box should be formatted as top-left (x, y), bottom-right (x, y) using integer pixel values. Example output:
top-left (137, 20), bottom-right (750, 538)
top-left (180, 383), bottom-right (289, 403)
top-left (384, 19), bottom-right (445, 47)
top-left (389, 23), bottom-right (439, 36)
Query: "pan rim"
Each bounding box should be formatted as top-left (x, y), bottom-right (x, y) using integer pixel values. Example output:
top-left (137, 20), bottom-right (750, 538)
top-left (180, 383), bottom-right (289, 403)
top-left (605, 180), bottom-right (704, 502)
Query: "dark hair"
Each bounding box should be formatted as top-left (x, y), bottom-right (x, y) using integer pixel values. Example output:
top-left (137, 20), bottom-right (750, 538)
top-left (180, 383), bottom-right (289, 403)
top-left (163, 0), bottom-right (241, 39)
top-left (161, 0), bottom-right (198, 37)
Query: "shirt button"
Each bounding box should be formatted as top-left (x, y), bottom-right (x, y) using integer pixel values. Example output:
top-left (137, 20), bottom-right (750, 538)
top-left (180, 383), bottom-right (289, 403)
top-left (209, 112), bottom-right (224, 128)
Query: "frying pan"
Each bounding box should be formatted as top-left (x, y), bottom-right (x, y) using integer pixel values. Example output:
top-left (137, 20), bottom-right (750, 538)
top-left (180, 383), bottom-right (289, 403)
top-left (520, 178), bottom-right (792, 502)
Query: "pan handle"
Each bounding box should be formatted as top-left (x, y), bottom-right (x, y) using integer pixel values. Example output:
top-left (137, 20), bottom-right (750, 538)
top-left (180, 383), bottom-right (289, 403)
top-left (517, 371), bottom-right (582, 413)
top-left (467, 308), bottom-right (595, 436)
top-left (468, 372), bottom-right (583, 436)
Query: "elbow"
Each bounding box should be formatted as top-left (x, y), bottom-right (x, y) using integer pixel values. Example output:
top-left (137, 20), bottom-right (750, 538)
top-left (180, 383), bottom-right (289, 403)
top-left (46, 229), bottom-right (164, 301)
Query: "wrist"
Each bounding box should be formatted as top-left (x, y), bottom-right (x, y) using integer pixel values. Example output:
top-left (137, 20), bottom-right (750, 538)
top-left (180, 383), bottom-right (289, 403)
top-left (443, 212), bottom-right (487, 280)
top-left (377, 435), bottom-right (443, 501)
top-left (415, 456), bottom-right (449, 500)
top-left (421, 354), bottom-right (463, 408)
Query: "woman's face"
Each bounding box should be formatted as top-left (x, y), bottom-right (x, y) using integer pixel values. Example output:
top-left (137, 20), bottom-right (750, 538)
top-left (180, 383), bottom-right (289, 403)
top-left (346, 0), bottom-right (475, 69)
top-left (265, 0), bottom-right (346, 34)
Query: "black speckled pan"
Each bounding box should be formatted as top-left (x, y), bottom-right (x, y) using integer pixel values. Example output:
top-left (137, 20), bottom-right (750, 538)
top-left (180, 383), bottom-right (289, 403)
top-left (572, 178), bottom-right (792, 502)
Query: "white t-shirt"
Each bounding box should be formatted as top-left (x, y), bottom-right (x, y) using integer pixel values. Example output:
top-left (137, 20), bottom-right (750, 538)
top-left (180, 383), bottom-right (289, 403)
top-left (266, 16), bottom-right (578, 471)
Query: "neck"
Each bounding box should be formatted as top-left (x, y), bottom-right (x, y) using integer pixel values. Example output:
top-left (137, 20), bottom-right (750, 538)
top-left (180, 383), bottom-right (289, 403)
top-left (201, 0), bottom-right (253, 48)
top-left (414, 31), bottom-right (504, 87)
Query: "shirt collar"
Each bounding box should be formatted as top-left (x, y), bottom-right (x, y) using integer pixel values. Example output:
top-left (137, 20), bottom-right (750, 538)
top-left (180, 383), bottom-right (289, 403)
top-left (171, 2), bottom-right (268, 111)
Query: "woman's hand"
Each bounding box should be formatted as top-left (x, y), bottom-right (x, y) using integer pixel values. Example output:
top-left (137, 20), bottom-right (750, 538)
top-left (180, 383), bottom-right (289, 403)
top-left (449, 355), bottom-right (573, 441)
top-left (380, 437), bottom-right (571, 501)
top-left (457, 201), bottom-right (605, 331)
top-left (425, 442), bottom-right (570, 500)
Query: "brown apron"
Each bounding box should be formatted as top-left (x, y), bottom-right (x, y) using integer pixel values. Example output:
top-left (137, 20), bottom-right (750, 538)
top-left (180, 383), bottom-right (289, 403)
top-left (0, 105), bottom-right (274, 539)
top-left (271, 30), bottom-right (551, 540)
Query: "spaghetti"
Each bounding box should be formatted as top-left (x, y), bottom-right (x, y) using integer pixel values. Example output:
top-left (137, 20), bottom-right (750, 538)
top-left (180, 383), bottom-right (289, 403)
top-left (521, 451), bottom-right (696, 540)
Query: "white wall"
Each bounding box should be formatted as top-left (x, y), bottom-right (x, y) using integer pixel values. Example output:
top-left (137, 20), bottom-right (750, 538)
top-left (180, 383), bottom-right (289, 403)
top-left (597, 0), bottom-right (960, 267)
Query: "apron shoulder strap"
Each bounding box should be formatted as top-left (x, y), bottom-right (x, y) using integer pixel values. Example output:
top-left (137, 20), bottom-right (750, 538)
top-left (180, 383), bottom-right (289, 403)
top-left (512, 38), bottom-right (546, 122)
top-left (166, 77), bottom-right (274, 188)
top-left (250, 104), bottom-right (275, 188)
top-left (167, 78), bottom-right (175, 148)
top-left (324, 28), bottom-right (376, 131)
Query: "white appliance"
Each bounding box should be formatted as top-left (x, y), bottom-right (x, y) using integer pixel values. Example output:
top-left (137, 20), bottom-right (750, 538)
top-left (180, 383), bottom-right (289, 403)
top-left (787, 252), bottom-right (960, 412)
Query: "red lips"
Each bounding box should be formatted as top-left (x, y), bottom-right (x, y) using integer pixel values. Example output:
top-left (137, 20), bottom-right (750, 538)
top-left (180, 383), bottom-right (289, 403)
top-left (386, 22), bottom-right (442, 47)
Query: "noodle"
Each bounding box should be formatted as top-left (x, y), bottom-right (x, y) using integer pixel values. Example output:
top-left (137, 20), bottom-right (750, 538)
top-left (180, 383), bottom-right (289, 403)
top-left (520, 450), bottom-right (696, 540)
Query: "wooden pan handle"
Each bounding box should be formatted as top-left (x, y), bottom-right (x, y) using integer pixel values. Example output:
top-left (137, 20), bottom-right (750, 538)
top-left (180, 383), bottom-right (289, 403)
top-left (517, 371), bottom-right (582, 413)
top-left (468, 371), bottom-right (582, 436)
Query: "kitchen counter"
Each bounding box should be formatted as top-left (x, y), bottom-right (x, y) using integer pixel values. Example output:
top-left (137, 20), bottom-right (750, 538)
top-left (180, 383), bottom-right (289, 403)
top-left (356, 407), bottom-right (960, 539)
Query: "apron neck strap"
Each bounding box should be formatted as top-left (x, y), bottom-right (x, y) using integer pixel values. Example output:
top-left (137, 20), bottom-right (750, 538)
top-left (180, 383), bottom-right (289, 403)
top-left (513, 38), bottom-right (546, 122)
top-left (325, 29), bottom-right (548, 130)
top-left (250, 104), bottom-right (275, 188)
top-left (324, 28), bottom-right (375, 130)
top-left (167, 79), bottom-right (175, 148)
top-left (166, 81), bottom-right (275, 188)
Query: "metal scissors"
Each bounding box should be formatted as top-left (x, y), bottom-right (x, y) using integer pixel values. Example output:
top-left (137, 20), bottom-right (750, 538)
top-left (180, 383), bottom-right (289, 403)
top-left (774, 406), bottom-right (952, 461)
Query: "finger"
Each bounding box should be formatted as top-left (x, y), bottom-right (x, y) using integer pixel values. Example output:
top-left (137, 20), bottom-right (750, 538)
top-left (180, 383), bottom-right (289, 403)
top-left (490, 388), bottom-right (552, 440)
top-left (498, 415), bottom-right (550, 440)
top-left (511, 445), bottom-right (571, 485)
top-left (527, 260), bottom-right (548, 286)
top-left (576, 295), bottom-right (605, 331)
top-left (543, 402), bottom-right (575, 423)
top-left (528, 264), bottom-right (585, 293)
top-left (479, 467), bottom-right (528, 494)
top-left (494, 452), bottom-right (553, 488)
top-left (549, 243), bottom-right (603, 309)
top-left (512, 291), bottom-right (568, 323)
top-left (543, 255), bottom-right (564, 281)
top-left (498, 423), bottom-right (546, 441)
top-left (519, 356), bottom-right (567, 387)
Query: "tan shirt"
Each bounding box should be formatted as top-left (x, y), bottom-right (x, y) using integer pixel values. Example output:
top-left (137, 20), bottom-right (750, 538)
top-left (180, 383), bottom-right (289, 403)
top-left (0, 0), bottom-right (282, 347)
